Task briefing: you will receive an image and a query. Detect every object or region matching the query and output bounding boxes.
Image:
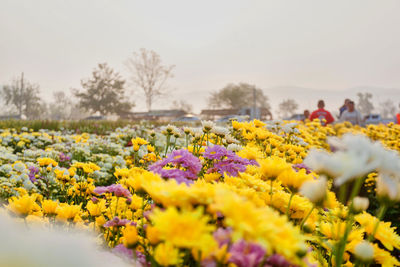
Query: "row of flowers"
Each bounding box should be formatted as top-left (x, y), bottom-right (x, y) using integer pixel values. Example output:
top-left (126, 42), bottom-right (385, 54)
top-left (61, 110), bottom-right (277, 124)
top-left (0, 119), bottom-right (400, 266)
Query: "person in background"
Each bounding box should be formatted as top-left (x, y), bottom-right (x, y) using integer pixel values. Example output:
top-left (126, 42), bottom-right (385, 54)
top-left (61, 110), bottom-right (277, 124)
top-left (303, 110), bottom-right (310, 122)
top-left (310, 100), bottom-right (335, 125)
top-left (340, 101), bottom-right (363, 125)
top-left (339, 99), bottom-right (351, 118)
top-left (396, 111), bottom-right (400, 124)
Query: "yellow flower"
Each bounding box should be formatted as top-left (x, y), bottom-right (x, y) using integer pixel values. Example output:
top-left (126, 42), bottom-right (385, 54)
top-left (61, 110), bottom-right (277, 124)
top-left (37, 157), bottom-right (58, 167)
top-left (7, 194), bottom-right (40, 217)
top-left (146, 225), bottom-right (161, 244)
top-left (355, 212), bottom-right (400, 251)
top-left (41, 199), bottom-right (58, 215)
top-left (258, 156), bottom-right (291, 180)
top-left (277, 168), bottom-right (313, 191)
top-left (150, 206), bottom-right (216, 255)
top-left (56, 204), bottom-right (81, 222)
top-left (204, 172), bottom-right (221, 182)
top-left (87, 199), bottom-right (107, 217)
top-left (154, 242), bottom-right (181, 266)
top-left (122, 225), bottom-right (139, 248)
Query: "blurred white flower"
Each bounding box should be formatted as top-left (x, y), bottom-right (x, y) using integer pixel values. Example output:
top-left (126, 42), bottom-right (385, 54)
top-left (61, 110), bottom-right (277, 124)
top-left (354, 241), bottom-right (374, 262)
top-left (0, 210), bottom-right (130, 267)
top-left (352, 197), bottom-right (369, 212)
top-left (299, 176), bottom-right (327, 204)
top-left (202, 120), bottom-right (215, 132)
top-left (227, 144), bottom-right (242, 152)
top-left (304, 134), bottom-right (400, 187)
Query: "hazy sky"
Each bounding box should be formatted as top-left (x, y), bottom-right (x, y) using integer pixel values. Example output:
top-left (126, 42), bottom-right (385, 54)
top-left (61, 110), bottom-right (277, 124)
top-left (1, 0), bottom-right (400, 112)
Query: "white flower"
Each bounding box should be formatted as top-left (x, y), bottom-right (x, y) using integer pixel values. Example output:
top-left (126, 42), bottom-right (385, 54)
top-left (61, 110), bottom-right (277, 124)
top-left (299, 176), bottom-right (327, 204)
top-left (0, 209), bottom-right (130, 267)
top-left (354, 241), bottom-right (374, 262)
top-left (352, 197), bottom-right (369, 212)
top-left (13, 162), bottom-right (26, 172)
top-left (304, 134), bottom-right (400, 186)
top-left (227, 144), bottom-right (243, 152)
top-left (211, 126), bottom-right (229, 137)
top-left (225, 134), bottom-right (239, 144)
top-left (202, 120), bottom-right (215, 132)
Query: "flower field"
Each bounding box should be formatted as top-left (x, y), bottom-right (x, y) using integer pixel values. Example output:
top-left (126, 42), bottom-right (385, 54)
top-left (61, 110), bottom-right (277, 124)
top-left (1, 119), bottom-right (400, 267)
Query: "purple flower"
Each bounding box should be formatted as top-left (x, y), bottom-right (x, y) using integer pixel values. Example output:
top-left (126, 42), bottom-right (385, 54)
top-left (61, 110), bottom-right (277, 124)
top-left (265, 254), bottom-right (293, 267)
top-left (28, 166), bottom-right (39, 183)
top-left (91, 196), bottom-right (99, 204)
top-left (292, 163), bottom-right (312, 174)
top-left (113, 244), bottom-right (133, 258)
top-left (113, 245), bottom-right (148, 266)
top-left (103, 216), bottom-right (132, 228)
top-left (204, 145), bottom-right (227, 160)
top-left (149, 149), bottom-right (201, 183)
top-left (228, 240), bottom-right (266, 267)
top-left (59, 153), bottom-right (71, 162)
top-left (213, 227), bottom-right (232, 247)
top-left (94, 184), bottom-right (131, 198)
top-left (204, 146), bottom-right (257, 177)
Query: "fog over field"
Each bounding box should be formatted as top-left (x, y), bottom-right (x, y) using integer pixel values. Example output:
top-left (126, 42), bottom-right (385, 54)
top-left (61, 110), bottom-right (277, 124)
top-left (1, 0), bottom-right (400, 117)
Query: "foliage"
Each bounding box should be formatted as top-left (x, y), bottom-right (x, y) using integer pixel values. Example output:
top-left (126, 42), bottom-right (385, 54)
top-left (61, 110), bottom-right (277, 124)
top-left (357, 92), bottom-right (374, 115)
top-left (74, 63), bottom-right (133, 116)
top-left (208, 83), bottom-right (270, 110)
top-left (277, 98), bottom-right (299, 119)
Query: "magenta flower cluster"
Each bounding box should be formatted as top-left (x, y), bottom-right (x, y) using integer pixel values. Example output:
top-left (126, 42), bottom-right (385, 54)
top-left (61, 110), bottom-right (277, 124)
top-left (93, 184), bottom-right (131, 198)
top-left (228, 240), bottom-right (266, 267)
top-left (104, 216), bottom-right (136, 228)
top-left (204, 145), bottom-right (257, 176)
top-left (149, 149), bottom-right (202, 184)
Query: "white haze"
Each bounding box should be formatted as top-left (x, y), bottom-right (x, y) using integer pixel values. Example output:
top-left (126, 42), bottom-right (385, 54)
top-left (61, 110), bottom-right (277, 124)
top-left (1, 0), bottom-right (400, 114)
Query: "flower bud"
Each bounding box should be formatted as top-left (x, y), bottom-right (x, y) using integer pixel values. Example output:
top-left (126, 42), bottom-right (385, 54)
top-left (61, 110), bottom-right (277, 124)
top-left (299, 176), bottom-right (327, 205)
top-left (352, 197), bottom-right (369, 213)
top-left (354, 241), bottom-right (374, 262)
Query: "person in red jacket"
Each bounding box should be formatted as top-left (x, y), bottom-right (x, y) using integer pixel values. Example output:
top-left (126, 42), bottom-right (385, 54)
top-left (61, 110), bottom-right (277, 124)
top-left (309, 100), bottom-right (335, 125)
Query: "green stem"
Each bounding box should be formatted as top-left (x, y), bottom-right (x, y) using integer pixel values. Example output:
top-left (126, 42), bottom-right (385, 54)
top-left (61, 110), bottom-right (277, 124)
top-left (368, 204), bottom-right (388, 242)
top-left (286, 192), bottom-right (294, 217)
top-left (300, 206), bottom-right (315, 230)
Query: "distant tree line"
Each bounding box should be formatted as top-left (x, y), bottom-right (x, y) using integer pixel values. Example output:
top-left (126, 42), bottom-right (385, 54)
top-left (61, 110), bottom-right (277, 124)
top-left (1, 49), bottom-right (399, 120)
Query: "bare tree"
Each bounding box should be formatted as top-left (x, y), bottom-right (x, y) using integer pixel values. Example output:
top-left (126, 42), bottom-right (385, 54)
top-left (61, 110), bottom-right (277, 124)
top-left (277, 99), bottom-right (299, 119)
top-left (379, 99), bottom-right (396, 118)
top-left (357, 92), bottom-right (374, 115)
top-left (125, 48), bottom-right (175, 111)
top-left (1, 73), bottom-right (44, 119)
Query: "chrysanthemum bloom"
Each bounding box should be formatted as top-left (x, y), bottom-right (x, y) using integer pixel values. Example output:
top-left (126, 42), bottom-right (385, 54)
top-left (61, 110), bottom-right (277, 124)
top-left (121, 225), bottom-right (139, 248)
top-left (204, 145), bottom-right (228, 160)
top-left (150, 206), bottom-right (216, 256)
top-left (154, 242), bottom-right (181, 266)
top-left (205, 145), bottom-right (256, 177)
top-left (94, 184), bottom-right (131, 198)
top-left (228, 240), bottom-right (266, 267)
top-left (7, 194), bottom-right (40, 217)
top-left (149, 149), bottom-right (201, 183)
top-left (37, 157), bottom-right (58, 167)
